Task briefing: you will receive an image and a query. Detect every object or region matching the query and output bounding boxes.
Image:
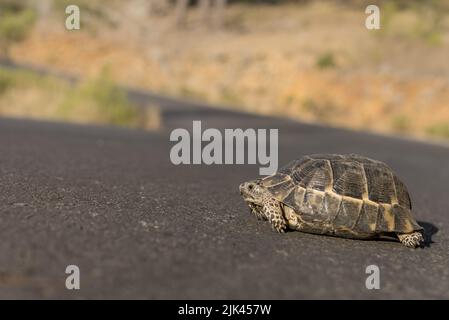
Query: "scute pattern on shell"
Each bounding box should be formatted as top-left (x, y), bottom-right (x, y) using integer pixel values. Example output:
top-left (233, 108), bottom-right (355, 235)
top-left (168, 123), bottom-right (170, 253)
top-left (261, 154), bottom-right (422, 236)
top-left (278, 154), bottom-right (408, 205)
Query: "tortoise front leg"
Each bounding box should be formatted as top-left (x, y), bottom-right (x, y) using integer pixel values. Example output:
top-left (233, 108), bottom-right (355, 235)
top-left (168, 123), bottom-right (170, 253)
top-left (249, 203), bottom-right (265, 221)
top-left (262, 197), bottom-right (287, 233)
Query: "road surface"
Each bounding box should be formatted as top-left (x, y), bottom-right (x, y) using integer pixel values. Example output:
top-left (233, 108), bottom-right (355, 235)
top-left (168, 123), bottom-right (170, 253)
top-left (0, 89), bottom-right (447, 299)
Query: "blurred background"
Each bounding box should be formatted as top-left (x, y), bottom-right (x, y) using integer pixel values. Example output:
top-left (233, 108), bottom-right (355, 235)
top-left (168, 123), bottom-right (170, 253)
top-left (0, 0), bottom-right (449, 140)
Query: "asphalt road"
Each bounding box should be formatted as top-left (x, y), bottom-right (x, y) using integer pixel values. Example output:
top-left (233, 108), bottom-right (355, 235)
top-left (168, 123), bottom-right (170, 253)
top-left (0, 89), bottom-right (448, 299)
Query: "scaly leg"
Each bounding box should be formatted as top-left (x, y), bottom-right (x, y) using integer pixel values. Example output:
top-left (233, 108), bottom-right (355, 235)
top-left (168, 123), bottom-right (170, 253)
top-left (262, 197), bottom-right (287, 233)
top-left (397, 231), bottom-right (424, 248)
top-left (248, 203), bottom-right (265, 220)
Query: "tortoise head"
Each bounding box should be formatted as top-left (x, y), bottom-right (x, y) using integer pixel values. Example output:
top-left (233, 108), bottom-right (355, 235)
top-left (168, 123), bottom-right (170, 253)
top-left (239, 179), bottom-right (268, 206)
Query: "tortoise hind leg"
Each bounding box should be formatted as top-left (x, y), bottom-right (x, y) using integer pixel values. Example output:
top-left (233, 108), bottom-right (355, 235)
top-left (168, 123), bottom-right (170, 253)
top-left (397, 231), bottom-right (424, 248)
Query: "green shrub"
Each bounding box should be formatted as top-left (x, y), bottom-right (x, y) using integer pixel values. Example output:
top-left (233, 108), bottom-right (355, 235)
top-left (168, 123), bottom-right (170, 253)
top-left (0, 67), bottom-right (160, 129)
top-left (391, 115), bottom-right (411, 133)
top-left (220, 87), bottom-right (242, 105)
top-left (0, 8), bottom-right (36, 54)
top-left (60, 69), bottom-right (139, 127)
top-left (301, 98), bottom-right (337, 122)
top-left (426, 123), bottom-right (449, 138)
top-left (0, 72), bottom-right (14, 95)
top-left (316, 52), bottom-right (336, 69)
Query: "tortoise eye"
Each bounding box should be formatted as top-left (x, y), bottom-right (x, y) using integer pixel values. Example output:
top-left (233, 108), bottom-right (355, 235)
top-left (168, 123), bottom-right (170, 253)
top-left (248, 184), bottom-right (254, 190)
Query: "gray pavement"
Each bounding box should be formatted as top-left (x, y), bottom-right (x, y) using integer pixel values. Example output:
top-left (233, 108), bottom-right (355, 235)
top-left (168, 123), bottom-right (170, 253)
top-left (0, 91), bottom-right (447, 299)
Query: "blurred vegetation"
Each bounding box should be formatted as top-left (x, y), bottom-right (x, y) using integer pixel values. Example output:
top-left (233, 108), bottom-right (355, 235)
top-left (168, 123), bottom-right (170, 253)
top-left (316, 52), bottom-right (336, 69)
top-left (376, 0), bottom-right (447, 45)
top-left (426, 123), bottom-right (449, 138)
top-left (0, 1), bottom-right (36, 55)
top-left (53, 0), bottom-right (98, 11)
top-left (60, 69), bottom-right (138, 127)
top-left (391, 115), bottom-right (411, 134)
top-left (0, 67), bottom-right (160, 130)
top-left (220, 86), bottom-right (242, 105)
top-left (212, 0), bottom-right (449, 8)
top-left (301, 98), bottom-right (338, 123)
top-left (1, 0), bottom-right (448, 141)
top-left (0, 66), bottom-right (61, 93)
top-left (0, 72), bottom-right (14, 94)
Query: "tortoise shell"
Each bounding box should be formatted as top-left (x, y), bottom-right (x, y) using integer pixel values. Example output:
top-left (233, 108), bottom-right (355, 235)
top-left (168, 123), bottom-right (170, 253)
top-left (260, 154), bottom-right (422, 238)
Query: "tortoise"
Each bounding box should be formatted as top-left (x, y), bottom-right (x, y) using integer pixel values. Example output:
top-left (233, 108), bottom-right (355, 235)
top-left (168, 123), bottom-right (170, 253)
top-left (239, 154), bottom-right (424, 248)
